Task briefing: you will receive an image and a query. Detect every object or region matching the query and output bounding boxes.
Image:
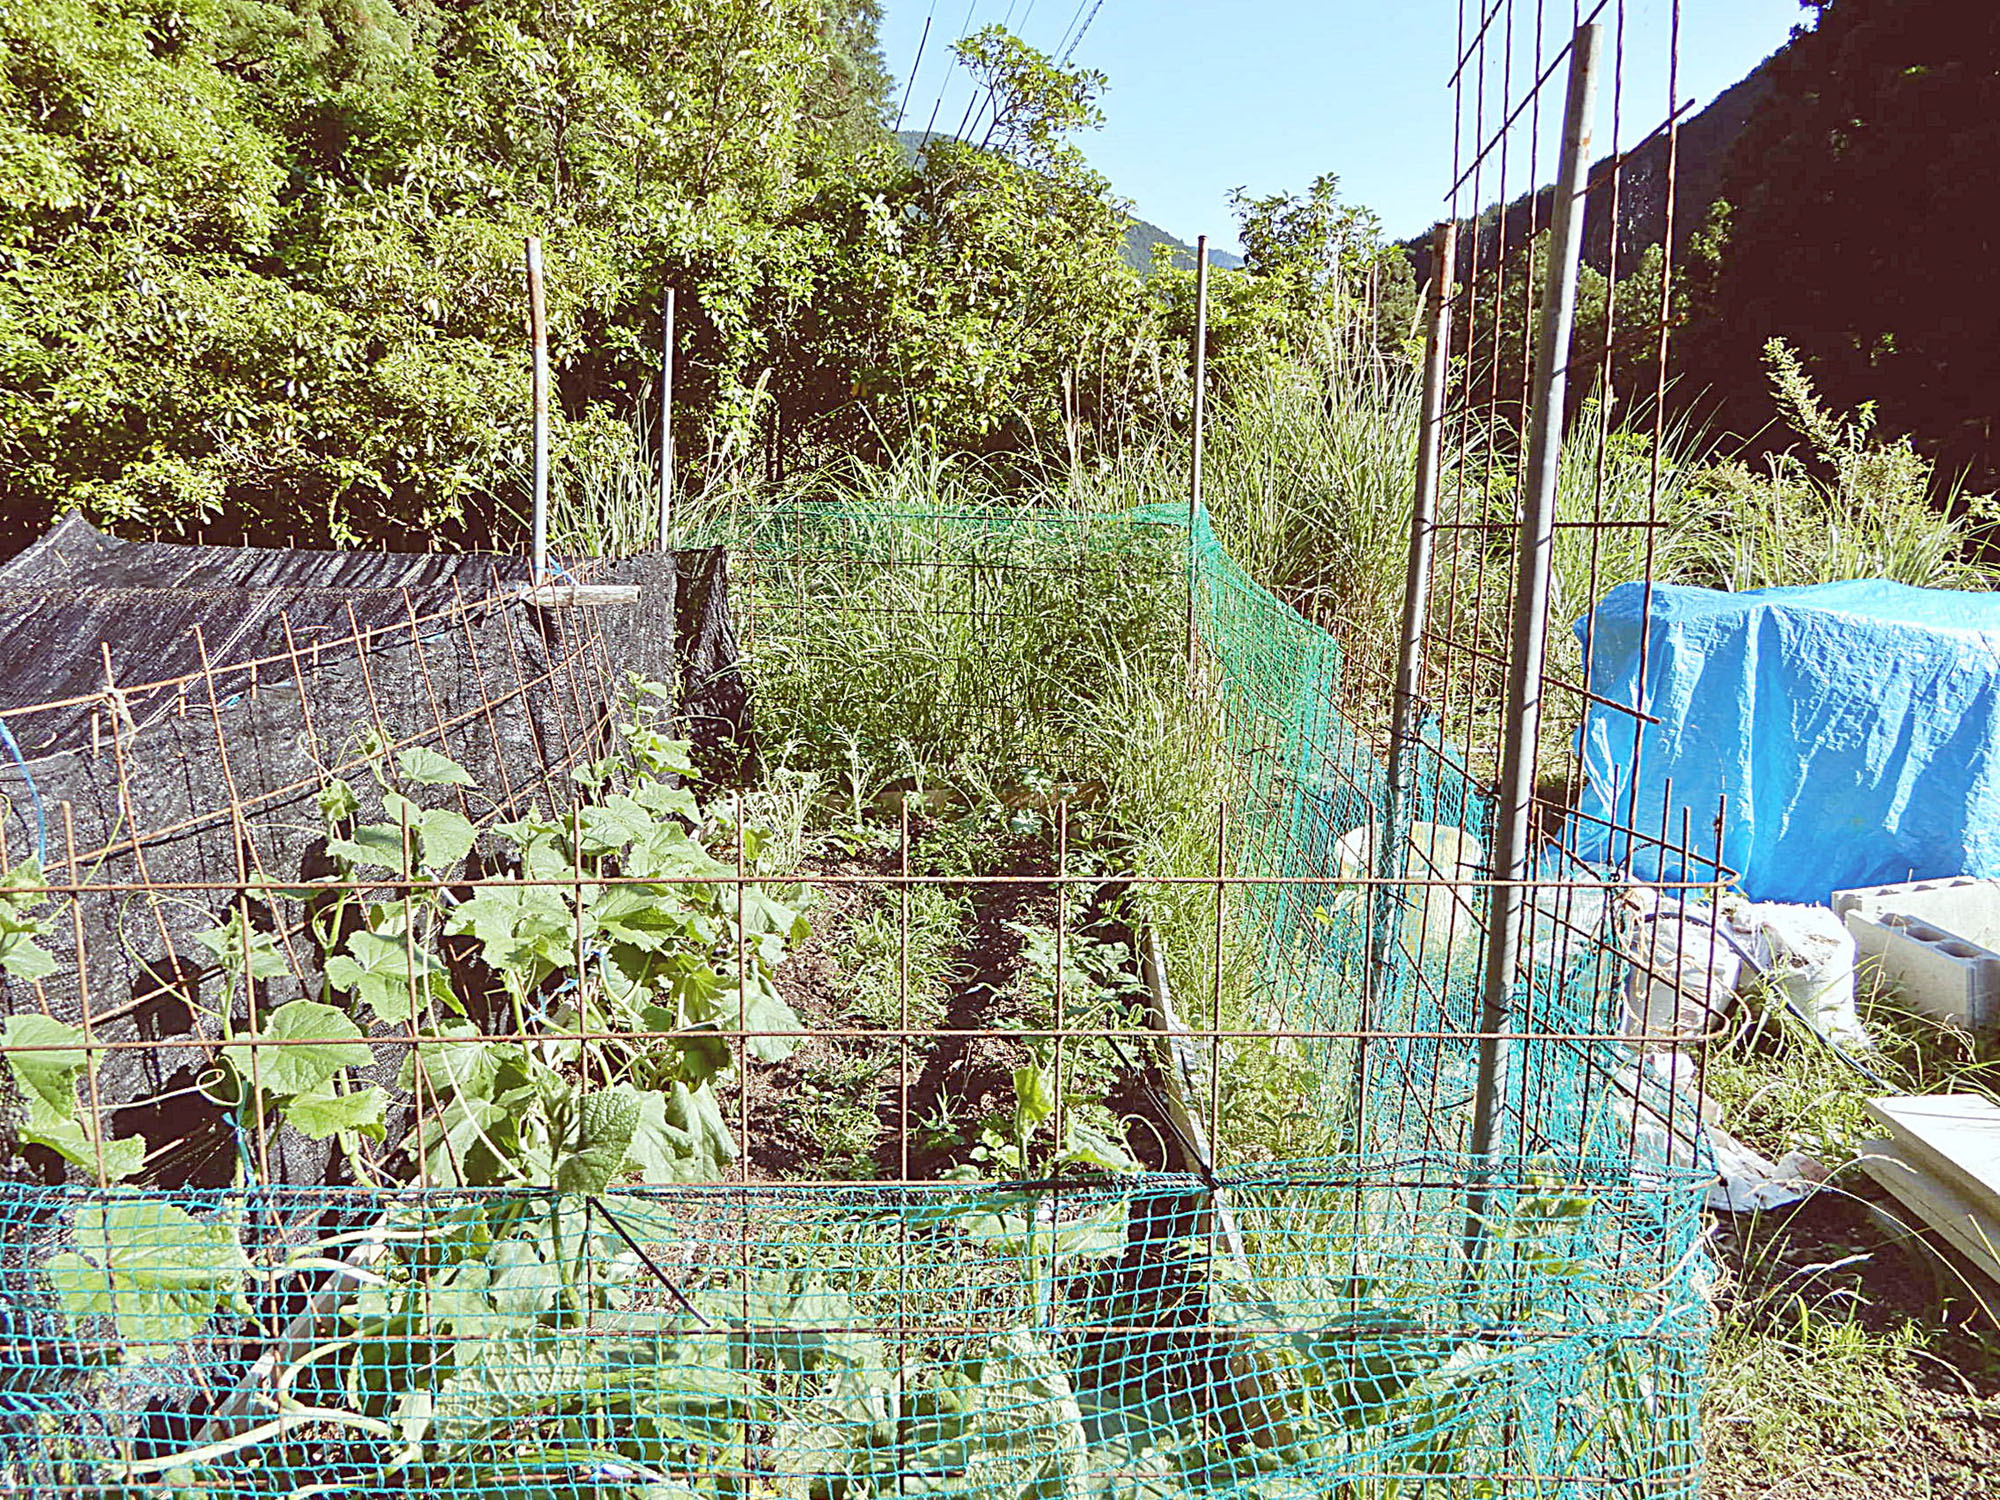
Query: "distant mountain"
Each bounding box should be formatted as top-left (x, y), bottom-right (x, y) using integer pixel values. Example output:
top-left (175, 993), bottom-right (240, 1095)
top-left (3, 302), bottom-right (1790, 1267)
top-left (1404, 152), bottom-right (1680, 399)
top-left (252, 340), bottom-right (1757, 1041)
top-left (1121, 216), bottom-right (1244, 274)
top-left (893, 130), bottom-right (1242, 275)
top-left (1402, 46), bottom-right (1785, 285)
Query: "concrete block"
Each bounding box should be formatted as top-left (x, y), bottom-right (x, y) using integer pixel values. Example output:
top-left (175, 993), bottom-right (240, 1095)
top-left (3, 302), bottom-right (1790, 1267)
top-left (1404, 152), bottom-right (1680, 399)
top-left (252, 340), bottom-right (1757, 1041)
top-left (1831, 878), bottom-right (2000, 1031)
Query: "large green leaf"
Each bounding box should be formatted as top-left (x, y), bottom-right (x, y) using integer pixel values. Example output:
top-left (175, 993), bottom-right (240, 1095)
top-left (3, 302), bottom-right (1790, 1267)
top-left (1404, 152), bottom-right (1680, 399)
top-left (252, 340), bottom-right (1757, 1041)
top-left (3, 1013), bottom-right (88, 1114)
top-left (626, 820), bottom-right (731, 880)
top-left (415, 1093), bottom-right (520, 1189)
top-left (554, 1087), bottom-right (642, 1194)
top-left (382, 791), bottom-right (478, 871)
top-left (45, 1201), bottom-right (248, 1347)
top-left (739, 888), bottom-right (808, 942)
top-left (666, 1081), bottom-right (738, 1177)
top-left (1051, 1121), bottom-right (1140, 1175)
top-left (685, 977), bottom-right (804, 1065)
top-left (326, 821), bottom-right (411, 872)
top-left (2, 1015), bottom-right (145, 1182)
top-left (446, 884), bottom-right (574, 974)
top-left (0, 858), bottom-right (57, 981)
top-left (591, 884), bottom-right (690, 954)
top-left (617, 1085), bottom-right (697, 1184)
top-left (324, 929), bottom-right (452, 1025)
top-left (575, 794), bottom-right (659, 857)
top-left (284, 1082), bottom-right (387, 1141)
top-left (397, 746), bottom-right (476, 787)
top-left (630, 779), bottom-right (699, 821)
top-left (222, 1000), bottom-right (373, 1097)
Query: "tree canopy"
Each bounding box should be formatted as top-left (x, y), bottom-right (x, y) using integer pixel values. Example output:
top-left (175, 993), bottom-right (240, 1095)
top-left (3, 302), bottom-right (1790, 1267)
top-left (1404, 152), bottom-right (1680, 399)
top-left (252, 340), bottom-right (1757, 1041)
top-left (0, 2), bottom-right (1433, 550)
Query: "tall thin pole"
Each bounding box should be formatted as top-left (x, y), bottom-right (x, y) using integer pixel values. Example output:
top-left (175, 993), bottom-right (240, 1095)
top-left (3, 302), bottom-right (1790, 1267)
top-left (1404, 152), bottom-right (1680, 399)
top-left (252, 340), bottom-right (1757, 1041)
top-left (1185, 234), bottom-right (1210, 680)
top-left (526, 236), bottom-right (550, 582)
top-left (1463, 23), bottom-right (1602, 1259)
top-left (658, 286), bottom-right (677, 551)
top-left (1385, 220), bottom-right (1459, 813)
top-left (1372, 220), bottom-right (1459, 1020)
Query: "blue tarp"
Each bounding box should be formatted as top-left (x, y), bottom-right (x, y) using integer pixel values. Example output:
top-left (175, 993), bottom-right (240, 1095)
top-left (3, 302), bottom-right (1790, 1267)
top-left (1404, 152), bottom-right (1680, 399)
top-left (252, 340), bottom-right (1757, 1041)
top-left (1566, 579), bottom-right (2000, 904)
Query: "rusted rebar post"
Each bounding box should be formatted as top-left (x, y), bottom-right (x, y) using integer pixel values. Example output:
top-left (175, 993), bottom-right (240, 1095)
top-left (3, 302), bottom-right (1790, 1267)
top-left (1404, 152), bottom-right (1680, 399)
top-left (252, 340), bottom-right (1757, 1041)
top-left (1374, 220), bottom-right (1460, 1016)
top-left (1464, 21), bottom-right (1602, 1268)
top-left (526, 236), bottom-right (550, 582)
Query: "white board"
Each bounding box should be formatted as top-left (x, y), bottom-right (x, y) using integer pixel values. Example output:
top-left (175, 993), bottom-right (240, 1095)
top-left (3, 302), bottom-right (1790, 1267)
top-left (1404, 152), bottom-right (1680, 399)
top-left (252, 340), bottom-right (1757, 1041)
top-left (1860, 1137), bottom-right (2000, 1287)
top-left (1863, 1094), bottom-right (2000, 1210)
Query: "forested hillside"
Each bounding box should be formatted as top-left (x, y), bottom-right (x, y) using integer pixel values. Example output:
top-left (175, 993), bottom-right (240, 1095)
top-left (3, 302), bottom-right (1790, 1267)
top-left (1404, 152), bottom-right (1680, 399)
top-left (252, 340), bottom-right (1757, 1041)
top-left (1678, 0), bottom-right (2000, 492)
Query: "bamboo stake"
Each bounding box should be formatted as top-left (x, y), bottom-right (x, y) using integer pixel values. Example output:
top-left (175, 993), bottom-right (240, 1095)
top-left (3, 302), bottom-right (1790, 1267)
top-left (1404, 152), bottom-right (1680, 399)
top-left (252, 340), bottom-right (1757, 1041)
top-left (658, 286), bottom-right (676, 551)
top-left (1185, 234), bottom-right (1210, 682)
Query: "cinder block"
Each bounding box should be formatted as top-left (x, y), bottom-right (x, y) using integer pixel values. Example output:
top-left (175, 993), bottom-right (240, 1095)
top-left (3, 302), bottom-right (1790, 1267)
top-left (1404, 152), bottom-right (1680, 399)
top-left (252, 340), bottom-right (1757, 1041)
top-left (1831, 878), bottom-right (2000, 1031)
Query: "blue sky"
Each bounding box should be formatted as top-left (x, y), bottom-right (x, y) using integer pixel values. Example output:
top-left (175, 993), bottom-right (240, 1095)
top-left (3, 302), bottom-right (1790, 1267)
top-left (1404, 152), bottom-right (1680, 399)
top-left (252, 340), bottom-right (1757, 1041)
top-left (879, 1), bottom-right (1809, 254)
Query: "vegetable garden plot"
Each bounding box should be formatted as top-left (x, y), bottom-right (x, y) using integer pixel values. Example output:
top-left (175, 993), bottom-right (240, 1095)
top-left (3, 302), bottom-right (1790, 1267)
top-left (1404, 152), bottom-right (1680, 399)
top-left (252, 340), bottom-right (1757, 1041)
top-left (0, 503), bottom-right (1708, 1497)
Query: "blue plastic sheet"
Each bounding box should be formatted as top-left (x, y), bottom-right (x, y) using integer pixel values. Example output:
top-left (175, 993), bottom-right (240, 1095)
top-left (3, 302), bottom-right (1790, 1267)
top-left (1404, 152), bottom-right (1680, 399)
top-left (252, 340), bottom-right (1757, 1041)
top-left (1566, 579), bottom-right (2000, 904)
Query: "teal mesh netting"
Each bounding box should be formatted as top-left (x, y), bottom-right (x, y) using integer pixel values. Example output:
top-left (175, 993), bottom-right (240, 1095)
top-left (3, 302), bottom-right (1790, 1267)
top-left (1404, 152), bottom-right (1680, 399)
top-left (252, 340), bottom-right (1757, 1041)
top-left (0, 501), bottom-right (1709, 1498)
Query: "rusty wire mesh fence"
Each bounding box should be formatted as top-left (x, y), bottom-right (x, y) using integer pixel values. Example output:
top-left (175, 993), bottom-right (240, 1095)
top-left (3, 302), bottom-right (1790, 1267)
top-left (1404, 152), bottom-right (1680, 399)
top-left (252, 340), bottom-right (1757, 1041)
top-left (0, 5), bottom-right (1721, 1496)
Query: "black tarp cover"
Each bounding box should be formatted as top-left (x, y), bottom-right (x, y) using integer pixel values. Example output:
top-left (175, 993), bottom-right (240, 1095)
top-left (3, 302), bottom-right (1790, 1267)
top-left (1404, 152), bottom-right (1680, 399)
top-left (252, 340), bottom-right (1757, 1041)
top-left (0, 518), bottom-right (747, 1188)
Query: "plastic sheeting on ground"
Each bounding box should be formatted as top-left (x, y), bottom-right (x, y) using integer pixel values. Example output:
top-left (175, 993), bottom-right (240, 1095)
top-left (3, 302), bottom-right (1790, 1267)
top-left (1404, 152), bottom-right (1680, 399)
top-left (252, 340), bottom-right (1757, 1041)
top-left (1567, 578), bottom-right (2000, 905)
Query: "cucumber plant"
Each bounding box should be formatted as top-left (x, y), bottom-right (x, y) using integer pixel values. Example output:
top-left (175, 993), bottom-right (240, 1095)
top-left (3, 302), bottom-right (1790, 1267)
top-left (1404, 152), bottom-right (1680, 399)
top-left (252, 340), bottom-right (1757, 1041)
top-left (280, 675), bottom-right (814, 1192)
top-left (1, 860), bottom-right (147, 1182)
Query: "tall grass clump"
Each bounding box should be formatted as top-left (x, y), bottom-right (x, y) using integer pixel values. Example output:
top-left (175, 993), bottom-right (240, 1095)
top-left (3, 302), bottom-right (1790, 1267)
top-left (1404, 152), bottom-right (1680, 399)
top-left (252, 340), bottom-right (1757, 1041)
top-left (512, 378), bottom-right (778, 558)
top-left (1198, 343), bottom-right (1429, 693)
top-left (1666, 339), bottom-right (1998, 594)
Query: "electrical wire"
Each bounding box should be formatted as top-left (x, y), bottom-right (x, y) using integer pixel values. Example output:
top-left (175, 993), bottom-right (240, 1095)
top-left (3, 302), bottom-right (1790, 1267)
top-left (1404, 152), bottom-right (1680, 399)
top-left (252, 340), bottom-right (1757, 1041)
top-left (1059, 0), bottom-right (1103, 61)
top-left (893, 12), bottom-right (935, 132)
top-left (1051, 0), bottom-right (1091, 57)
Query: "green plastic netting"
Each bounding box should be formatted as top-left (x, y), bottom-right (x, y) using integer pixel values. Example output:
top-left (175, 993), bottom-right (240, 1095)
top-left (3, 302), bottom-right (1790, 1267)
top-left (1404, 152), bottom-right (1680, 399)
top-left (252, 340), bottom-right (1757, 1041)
top-left (0, 501), bottom-right (1708, 1498)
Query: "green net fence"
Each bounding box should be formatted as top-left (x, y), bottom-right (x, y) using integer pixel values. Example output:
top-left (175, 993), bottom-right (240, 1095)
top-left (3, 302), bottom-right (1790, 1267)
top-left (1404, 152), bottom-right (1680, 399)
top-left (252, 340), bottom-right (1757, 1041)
top-left (0, 500), bottom-right (1709, 1498)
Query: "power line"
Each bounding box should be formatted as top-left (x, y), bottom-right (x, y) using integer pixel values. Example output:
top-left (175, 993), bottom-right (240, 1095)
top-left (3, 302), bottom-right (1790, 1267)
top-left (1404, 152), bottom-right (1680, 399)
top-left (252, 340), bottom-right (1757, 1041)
top-left (920, 0), bottom-right (987, 140)
top-left (962, 0), bottom-right (1092, 146)
top-left (894, 14), bottom-right (934, 132)
top-left (1060, 0), bottom-right (1104, 63)
top-left (1052, 0), bottom-right (1091, 58)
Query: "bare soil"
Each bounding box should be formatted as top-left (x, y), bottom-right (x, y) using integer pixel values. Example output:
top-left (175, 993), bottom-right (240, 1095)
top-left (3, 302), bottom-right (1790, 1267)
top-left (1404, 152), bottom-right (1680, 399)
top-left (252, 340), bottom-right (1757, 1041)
top-left (734, 826), bottom-right (1066, 1183)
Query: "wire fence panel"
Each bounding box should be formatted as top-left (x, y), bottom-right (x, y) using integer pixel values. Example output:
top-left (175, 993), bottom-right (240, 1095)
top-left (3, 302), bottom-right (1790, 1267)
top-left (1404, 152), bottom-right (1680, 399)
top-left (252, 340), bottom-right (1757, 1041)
top-left (0, 9), bottom-right (1716, 1493)
top-left (1, 493), bottom-right (1706, 1496)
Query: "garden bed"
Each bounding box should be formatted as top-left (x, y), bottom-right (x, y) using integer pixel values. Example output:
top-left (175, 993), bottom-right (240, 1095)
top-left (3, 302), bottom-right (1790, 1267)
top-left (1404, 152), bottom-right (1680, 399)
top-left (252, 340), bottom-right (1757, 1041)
top-left (741, 811), bottom-right (1179, 1185)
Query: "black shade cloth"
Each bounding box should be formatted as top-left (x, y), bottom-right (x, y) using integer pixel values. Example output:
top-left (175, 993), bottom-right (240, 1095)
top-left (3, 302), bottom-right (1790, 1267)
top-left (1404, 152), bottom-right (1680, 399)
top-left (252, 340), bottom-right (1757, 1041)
top-left (0, 518), bottom-right (752, 1190)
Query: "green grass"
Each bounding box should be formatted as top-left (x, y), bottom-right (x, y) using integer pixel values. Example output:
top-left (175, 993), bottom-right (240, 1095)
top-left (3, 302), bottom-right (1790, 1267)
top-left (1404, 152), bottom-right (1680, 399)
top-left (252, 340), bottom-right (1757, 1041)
top-left (1703, 970), bottom-right (2000, 1170)
top-left (1700, 971), bottom-right (2000, 1485)
top-left (838, 883), bottom-right (966, 1032)
top-left (1708, 1300), bottom-right (1924, 1458)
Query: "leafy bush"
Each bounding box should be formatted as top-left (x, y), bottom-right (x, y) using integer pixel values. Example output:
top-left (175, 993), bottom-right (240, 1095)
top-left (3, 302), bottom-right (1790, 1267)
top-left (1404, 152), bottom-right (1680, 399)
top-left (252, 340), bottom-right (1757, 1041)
top-left (1668, 339), bottom-right (1997, 592)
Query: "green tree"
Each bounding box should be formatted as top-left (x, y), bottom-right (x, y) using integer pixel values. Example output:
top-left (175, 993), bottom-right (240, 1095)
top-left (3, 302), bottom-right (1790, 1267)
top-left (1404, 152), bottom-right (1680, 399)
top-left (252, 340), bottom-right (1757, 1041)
top-left (0, 0), bottom-right (894, 547)
top-left (765, 26), bottom-right (1144, 464)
